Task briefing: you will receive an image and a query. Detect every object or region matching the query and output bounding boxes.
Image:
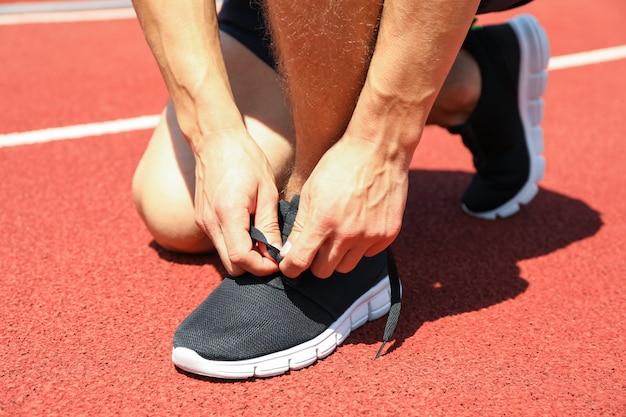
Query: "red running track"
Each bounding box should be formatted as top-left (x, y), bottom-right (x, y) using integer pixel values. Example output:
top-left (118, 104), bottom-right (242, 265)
top-left (1, 0), bottom-right (625, 415)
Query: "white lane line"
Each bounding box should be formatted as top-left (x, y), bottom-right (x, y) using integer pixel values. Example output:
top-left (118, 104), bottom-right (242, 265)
top-left (0, 7), bottom-right (136, 25)
top-left (1, 44), bottom-right (625, 148)
top-left (0, 116), bottom-right (160, 147)
top-left (0, 1), bottom-right (132, 14)
top-left (0, 0), bottom-right (223, 25)
top-left (548, 45), bottom-right (626, 71)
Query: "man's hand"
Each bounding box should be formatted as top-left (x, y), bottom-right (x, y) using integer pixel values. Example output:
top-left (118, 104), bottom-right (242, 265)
top-left (194, 131), bottom-right (282, 276)
top-left (134, 0), bottom-right (283, 276)
top-left (279, 137), bottom-right (409, 278)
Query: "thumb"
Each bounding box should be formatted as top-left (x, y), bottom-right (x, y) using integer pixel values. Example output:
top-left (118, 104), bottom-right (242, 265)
top-left (278, 219), bottom-right (302, 278)
top-left (279, 198), bottom-right (325, 278)
top-left (280, 195), bottom-right (307, 258)
top-left (253, 188), bottom-right (282, 253)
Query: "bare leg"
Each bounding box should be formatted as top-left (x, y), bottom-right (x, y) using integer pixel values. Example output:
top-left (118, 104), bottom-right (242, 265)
top-left (265, 0), bottom-right (383, 198)
top-left (132, 32), bottom-right (294, 253)
top-left (428, 49), bottom-right (481, 127)
top-left (264, 1), bottom-right (482, 279)
top-left (265, 1), bottom-right (480, 200)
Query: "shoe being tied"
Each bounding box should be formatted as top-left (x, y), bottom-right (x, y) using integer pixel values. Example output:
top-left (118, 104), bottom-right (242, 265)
top-left (172, 196), bottom-right (402, 379)
top-left (449, 14), bottom-right (550, 219)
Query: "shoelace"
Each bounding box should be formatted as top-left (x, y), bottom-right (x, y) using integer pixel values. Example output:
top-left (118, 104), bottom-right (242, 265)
top-left (249, 226), bottom-right (401, 358)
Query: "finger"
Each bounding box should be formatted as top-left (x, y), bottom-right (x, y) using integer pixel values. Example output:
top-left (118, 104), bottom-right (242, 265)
top-left (279, 213), bottom-right (326, 278)
top-left (220, 206), bottom-right (279, 276)
top-left (308, 240), bottom-right (340, 279)
top-left (257, 242), bottom-right (275, 264)
top-left (312, 240), bottom-right (369, 277)
top-left (193, 194), bottom-right (246, 277)
top-left (335, 248), bottom-right (367, 275)
top-left (363, 237), bottom-right (396, 258)
top-left (253, 185), bottom-right (282, 253)
top-left (209, 228), bottom-right (246, 277)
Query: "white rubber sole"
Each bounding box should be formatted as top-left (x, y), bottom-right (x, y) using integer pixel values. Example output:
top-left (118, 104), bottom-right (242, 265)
top-left (172, 276), bottom-right (392, 379)
top-left (463, 14), bottom-right (550, 220)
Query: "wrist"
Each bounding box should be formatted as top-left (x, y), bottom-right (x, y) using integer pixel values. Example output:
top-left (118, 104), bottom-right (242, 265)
top-left (171, 87), bottom-right (246, 154)
top-left (188, 120), bottom-right (250, 157)
top-left (346, 82), bottom-right (427, 169)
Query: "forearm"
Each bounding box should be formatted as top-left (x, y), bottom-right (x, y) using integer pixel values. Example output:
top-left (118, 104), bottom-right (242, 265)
top-left (347, 0), bottom-right (480, 168)
top-left (132, 0), bottom-right (244, 151)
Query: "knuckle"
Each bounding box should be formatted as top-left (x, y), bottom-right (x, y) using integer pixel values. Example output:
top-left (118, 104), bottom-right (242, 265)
top-left (227, 250), bottom-right (246, 265)
top-left (369, 222), bottom-right (402, 241)
top-left (255, 222), bottom-right (281, 237)
top-left (335, 263), bottom-right (355, 274)
top-left (195, 214), bottom-right (214, 235)
top-left (289, 254), bottom-right (310, 271)
top-left (311, 265), bottom-right (332, 279)
top-left (213, 202), bottom-right (234, 220)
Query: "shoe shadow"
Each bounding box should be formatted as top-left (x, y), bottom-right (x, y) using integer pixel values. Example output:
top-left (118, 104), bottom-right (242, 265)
top-left (348, 169), bottom-right (603, 353)
top-left (149, 240), bottom-right (224, 270)
top-left (148, 169), bottom-right (603, 359)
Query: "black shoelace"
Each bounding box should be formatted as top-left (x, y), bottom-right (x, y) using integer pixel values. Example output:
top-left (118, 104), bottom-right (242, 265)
top-left (249, 225), bottom-right (401, 358)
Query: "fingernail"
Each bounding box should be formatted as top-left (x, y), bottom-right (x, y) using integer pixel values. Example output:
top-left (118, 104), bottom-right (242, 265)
top-left (280, 241), bottom-right (292, 256)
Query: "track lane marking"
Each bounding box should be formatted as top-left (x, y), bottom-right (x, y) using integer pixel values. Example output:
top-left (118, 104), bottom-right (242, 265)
top-left (0, 7), bottom-right (136, 25)
top-left (0, 116), bottom-right (160, 147)
top-left (0, 1), bottom-right (132, 14)
top-left (1, 45), bottom-right (625, 147)
top-left (548, 45), bottom-right (626, 71)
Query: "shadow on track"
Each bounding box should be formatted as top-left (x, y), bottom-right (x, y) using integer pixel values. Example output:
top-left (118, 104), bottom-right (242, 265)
top-left (352, 169), bottom-right (603, 351)
top-left (149, 169), bottom-right (603, 354)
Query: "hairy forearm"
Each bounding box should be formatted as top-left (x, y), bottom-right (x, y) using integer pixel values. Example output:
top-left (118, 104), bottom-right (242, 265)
top-left (132, 0), bottom-right (244, 151)
top-left (348, 0), bottom-right (480, 168)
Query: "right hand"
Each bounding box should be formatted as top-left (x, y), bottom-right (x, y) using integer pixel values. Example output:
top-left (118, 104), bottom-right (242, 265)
top-left (193, 130), bottom-right (282, 277)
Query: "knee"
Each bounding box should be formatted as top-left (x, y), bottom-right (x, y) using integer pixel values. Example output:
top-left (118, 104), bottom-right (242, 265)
top-left (430, 49), bottom-right (482, 126)
top-left (132, 165), bottom-right (214, 254)
top-left (440, 77), bottom-right (481, 114)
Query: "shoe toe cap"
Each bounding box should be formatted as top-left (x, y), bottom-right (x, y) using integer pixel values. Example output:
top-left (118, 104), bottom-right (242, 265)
top-left (173, 275), bottom-right (331, 361)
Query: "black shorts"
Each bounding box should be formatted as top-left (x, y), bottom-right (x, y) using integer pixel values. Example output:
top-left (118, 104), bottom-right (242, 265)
top-left (218, 0), bottom-right (535, 69)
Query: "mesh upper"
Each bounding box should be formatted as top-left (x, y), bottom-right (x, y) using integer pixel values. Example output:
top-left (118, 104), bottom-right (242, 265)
top-left (173, 196), bottom-right (389, 361)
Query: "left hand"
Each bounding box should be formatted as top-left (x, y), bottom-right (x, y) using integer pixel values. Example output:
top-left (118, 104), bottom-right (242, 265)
top-left (279, 136), bottom-right (409, 278)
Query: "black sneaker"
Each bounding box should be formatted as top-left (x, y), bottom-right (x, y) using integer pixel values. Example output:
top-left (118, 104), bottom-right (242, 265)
top-left (448, 14), bottom-right (550, 219)
top-left (171, 196), bottom-right (402, 379)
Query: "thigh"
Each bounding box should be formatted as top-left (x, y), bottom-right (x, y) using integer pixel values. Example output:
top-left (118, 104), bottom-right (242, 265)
top-left (221, 32), bottom-right (294, 185)
top-left (132, 31), bottom-right (294, 251)
top-left (136, 30), bottom-right (293, 197)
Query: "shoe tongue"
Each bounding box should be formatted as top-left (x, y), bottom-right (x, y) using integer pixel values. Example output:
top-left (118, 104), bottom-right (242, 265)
top-left (278, 195), bottom-right (299, 244)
